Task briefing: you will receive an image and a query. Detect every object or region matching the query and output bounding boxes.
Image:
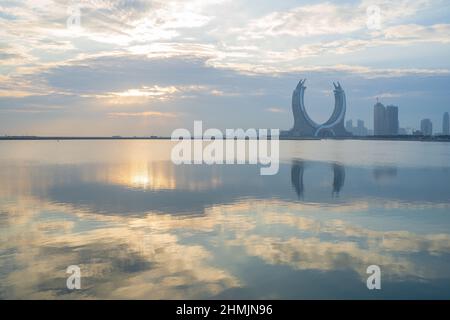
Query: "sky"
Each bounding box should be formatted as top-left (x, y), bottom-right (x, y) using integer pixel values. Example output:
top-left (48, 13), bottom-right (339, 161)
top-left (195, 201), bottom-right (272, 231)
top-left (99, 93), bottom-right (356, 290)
top-left (0, 0), bottom-right (450, 136)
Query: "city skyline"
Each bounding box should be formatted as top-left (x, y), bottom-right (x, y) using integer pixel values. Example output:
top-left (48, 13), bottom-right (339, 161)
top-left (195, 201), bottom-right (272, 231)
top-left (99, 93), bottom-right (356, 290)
top-left (1, 1), bottom-right (450, 136)
top-left (349, 105), bottom-right (450, 136)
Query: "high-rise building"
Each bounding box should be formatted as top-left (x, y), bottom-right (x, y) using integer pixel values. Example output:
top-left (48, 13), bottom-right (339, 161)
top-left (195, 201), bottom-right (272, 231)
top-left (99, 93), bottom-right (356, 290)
top-left (386, 105), bottom-right (399, 135)
top-left (373, 101), bottom-right (400, 136)
top-left (373, 101), bottom-right (386, 135)
top-left (282, 80), bottom-right (350, 137)
top-left (356, 119), bottom-right (368, 136)
top-left (421, 119), bottom-right (433, 136)
top-left (443, 112), bottom-right (449, 135)
top-left (345, 120), bottom-right (353, 133)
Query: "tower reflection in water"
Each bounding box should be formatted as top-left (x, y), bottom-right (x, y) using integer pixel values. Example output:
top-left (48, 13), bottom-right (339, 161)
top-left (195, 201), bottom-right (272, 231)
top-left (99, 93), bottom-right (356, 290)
top-left (291, 160), bottom-right (345, 199)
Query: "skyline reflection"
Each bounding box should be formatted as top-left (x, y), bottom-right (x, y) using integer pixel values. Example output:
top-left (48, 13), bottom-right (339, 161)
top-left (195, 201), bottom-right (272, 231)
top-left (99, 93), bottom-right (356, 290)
top-left (291, 161), bottom-right (346, 199)
top-left (1, 140), bottom-right (450, 299)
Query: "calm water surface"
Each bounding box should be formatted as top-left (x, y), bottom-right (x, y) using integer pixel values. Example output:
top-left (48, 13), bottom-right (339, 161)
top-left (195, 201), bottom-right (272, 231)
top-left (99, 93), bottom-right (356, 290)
top-left (1, 140), bottom-right (450, 299)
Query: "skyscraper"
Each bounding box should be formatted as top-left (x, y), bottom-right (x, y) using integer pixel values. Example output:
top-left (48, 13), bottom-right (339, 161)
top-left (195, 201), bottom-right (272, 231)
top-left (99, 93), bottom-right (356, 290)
top-left (283, 80), bottom-right (350, 137)
top-left (373, 100), bottom-right (399, 136)
top-left (386, 105), bottom-right (399, 135)
top-left (345, 120), bottom-right (353, 133)
top-left (443, 112), bottom-right (449, 135)
top-left (373, 101), bottom-right (386, 135)
top-left (356, 119), bottom-right (368, 136)
top-left (421, 119), bottom-right (433, 136)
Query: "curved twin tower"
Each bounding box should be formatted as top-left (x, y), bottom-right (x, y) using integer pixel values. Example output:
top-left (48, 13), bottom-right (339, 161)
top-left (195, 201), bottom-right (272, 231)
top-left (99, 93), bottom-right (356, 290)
top-left (282, 79), bottom-right (350, 137)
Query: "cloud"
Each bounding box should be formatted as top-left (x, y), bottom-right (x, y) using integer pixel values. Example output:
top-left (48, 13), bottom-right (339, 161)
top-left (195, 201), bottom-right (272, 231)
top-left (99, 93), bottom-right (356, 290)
top-left (212, 61), bottom-right (450, 78)
top-left (233, 0), bottom-right (433, 40)
top-left (237, 3), bottom-right (365, 39)
top-left (367, 92), bottom-right (404, 100)
top-left (108, 86), bottom-right (179, 97)
top-left (1, 0), bottom-right (450, 134)
top-left (1, 0), bottom-right (226, 47)
top-left (0, 44), bottom-right (36, 66)
top-left (108, 111), bottom-right (176, 117)
top-left (89, 85), bottom-right (181, 104)
top-left (259, 23), bottom-right (450, 63)
top-left (266, 107), bottom-right (285, 113)
top-left (383, 23), bottom-right (450, 43)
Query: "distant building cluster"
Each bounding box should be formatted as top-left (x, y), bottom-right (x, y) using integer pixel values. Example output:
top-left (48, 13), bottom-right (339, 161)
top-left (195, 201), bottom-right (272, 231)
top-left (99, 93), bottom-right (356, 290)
top-left (412, 113), bottom-right (449, 136)
top-left (345, 119), bottom-right (369, 136)
top-left (367, 100), bottom-right (449, 137)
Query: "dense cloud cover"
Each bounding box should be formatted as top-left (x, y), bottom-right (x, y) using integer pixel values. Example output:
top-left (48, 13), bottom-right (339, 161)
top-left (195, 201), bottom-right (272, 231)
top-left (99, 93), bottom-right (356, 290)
top-left (1, 0), bottom-right (449, 135)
